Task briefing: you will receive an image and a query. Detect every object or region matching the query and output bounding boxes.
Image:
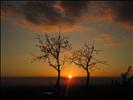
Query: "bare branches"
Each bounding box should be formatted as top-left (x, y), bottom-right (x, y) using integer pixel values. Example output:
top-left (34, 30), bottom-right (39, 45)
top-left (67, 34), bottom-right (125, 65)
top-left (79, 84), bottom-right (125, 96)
top-left (47, 56), bottom-right (58, 71)
top-left (74, 61), bottom-right (87, 70)
top-left (71, 42), bottom-right (106, 71)
top-left (32, 32), bottom-right (72, 88)
top-left (121, 66), bottom-right (132, 79)
top-left (69, 51), bottom-right (87, 70)
top-left (34, 33), bottom-right (71, 72)
top-left (89, 60), bottom-right (106, 66)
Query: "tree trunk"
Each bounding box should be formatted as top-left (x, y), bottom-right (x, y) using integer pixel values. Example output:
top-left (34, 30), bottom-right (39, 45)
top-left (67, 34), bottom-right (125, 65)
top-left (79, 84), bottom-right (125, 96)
top-left (86, 69), bottom-right (90, 87)
top-left (56, 70), bottom-right (60, 89)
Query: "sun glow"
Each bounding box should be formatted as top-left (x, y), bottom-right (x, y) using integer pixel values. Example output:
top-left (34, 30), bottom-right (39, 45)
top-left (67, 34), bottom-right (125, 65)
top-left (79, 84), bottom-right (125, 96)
top-left (68, 75), bottom-right (72, 79)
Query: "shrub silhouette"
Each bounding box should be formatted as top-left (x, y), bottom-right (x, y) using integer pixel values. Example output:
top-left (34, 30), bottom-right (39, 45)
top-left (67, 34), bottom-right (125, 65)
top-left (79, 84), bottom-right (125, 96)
top-left (121, 66), bottom-right (133, 86)
top-left (112, 66), bottom-right (133, 87)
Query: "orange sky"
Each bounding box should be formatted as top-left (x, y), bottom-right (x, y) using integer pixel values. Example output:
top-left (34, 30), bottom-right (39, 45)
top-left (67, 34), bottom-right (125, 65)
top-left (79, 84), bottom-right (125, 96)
top-left (1, 1), bottom-right (133, 77)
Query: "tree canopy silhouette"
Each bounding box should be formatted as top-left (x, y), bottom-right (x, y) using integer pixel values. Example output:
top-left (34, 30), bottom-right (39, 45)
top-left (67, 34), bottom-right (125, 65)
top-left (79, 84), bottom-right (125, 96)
top-left (70, 42), bottom-right (106, 87)
top-left (33, 32), bottom-right (71, 89)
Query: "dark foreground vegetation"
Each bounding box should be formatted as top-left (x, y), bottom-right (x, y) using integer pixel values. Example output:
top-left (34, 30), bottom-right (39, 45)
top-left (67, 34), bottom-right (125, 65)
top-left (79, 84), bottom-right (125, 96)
top-left (1, 83), bottom-right (133, 100)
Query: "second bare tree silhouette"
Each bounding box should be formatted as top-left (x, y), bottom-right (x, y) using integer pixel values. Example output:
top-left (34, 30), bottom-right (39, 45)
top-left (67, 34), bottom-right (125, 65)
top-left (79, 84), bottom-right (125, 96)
top-left (70, 42), bottom-right (106, 87)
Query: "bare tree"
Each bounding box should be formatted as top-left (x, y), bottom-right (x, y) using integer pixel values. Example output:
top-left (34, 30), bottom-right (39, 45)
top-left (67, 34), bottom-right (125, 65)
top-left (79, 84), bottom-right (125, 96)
top-left (70, 42), bottom-right (106, 87)
top-left (33, 32), bottom-right (71, 89)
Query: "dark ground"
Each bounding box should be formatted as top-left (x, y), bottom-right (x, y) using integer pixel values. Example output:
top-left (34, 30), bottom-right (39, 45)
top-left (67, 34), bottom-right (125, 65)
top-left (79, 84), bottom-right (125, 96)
top-left (1, 84), bottom-right (133, 100)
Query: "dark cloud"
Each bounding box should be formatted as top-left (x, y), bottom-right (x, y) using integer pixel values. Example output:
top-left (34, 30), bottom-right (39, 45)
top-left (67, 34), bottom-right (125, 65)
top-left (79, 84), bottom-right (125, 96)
top-left (23, 1), bottom-right (89, 25)
top-left (24, 1), bottom-right (63, 25)
top-left (60, 1), bottom-right (89, 18)
top-left (85, 1), bottom-right (133, 29)
top-left (114, 1), bottom-right (133, 26)
top-left (1, 1), bottom-right (133, 30)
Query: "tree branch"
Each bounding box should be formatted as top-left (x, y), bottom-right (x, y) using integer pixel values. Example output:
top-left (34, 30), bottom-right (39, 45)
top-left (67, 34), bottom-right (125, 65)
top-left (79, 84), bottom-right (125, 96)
top-left (89, 60), bottom-right (107, 66)
top-left (73, 61), bottom-right (87, 70)
top-left (47, 56), bottom-right (58, 71)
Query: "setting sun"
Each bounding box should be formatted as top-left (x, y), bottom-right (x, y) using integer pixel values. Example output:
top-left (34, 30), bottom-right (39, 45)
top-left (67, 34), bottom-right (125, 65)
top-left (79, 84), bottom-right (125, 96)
top-left (68, 75), bottom-right (72, 79)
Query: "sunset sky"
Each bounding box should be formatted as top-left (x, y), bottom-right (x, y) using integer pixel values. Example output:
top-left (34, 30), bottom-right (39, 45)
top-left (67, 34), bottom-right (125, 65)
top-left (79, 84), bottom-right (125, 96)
top-left (1, 1), bottom-right (133, 77)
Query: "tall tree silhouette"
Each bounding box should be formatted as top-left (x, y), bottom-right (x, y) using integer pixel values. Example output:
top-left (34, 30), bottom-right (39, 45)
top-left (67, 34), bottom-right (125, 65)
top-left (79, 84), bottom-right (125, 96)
top-left (33, 32), bottom-right (71, 89)
top-left (70, 42), bottom-right (106, 87)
